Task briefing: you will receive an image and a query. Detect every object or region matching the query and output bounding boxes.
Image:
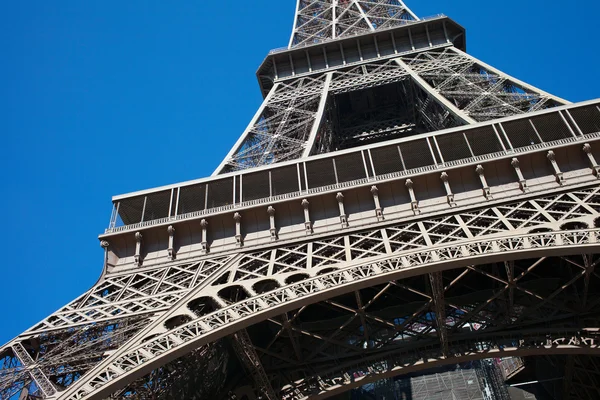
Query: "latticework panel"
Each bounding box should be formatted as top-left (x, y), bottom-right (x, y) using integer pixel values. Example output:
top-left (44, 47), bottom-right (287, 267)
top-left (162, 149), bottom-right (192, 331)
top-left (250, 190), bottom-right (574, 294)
top-left (3, 183), bottom-right (599, 399)
top-left (289, 0), bottom-right (417, 48)
top-left (223, 75), bottom-right (329, 172)
top-left (402, 48), bottom-right (566, 121)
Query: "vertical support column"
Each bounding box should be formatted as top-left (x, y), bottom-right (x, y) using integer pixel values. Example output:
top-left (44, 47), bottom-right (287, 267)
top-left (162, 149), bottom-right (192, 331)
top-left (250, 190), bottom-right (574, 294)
top-left (476, 165), bottom-right (492, 199)
top-left (504, 261), bottom-right (515, 322)
top-left (302, 199), bottom-right (312, 234)
top-left (200, 219), bottom-right (209, 254)
top-left (511, 158), bottom-right (528, 192)
top-left (302, 73), bottom-right (333, 158)
top-left (370, 185), bottom-right (383, 221)
top-left (357, 39), bottom-right (363, 61)
top-left (562, 355), bottom-right (575, 400)
top-left (234, 212), bottom-right (243, 247)
top-left (429, 272), bottom-right (448, 357)
top-left (390, 31), bottom-right (398, 54)
top-left (547, 150), bottom-right (565, 185)
top-left (167, 225), bottom-right (175, 260)
top-left (582, 254), bottom-right (594, 309)
top-left (440, 172), bottom-right (455, 206)
top-left (406, 179), bottom-right (419, 214)
top-left (267, 206), bottom-right (277, 241)
top-left (336, 192), bottom-right (348, 228)
top-left (583, 143), bottom-right (600, 177)
top-left (134, 232), bottom-right (143, 266)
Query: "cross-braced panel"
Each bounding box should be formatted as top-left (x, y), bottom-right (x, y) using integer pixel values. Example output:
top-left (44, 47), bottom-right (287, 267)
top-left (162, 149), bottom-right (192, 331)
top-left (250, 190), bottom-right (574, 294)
top-left (0, 316), bottom-right (150, 399)
top-left (262, 254), bottom-right (600, 397)
top-left (222, 75), bottom-right (329, 173)
top-left (9, 183), bottom-right (598, 399)
top-left (402, 48), bottom-right (567, 121)
top-left (289, 0), bottom-right (418, 48)
top-left (26, 255), bottom-right (234, 334)
top-left (217, 186), bottom-right (600, 285)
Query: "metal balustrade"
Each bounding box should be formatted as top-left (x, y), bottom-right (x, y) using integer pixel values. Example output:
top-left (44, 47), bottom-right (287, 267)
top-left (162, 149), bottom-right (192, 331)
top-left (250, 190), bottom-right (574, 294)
top-left (105, 100), bottom-right (600, 234)
top-left (61, 228), bottom-right (600, 399)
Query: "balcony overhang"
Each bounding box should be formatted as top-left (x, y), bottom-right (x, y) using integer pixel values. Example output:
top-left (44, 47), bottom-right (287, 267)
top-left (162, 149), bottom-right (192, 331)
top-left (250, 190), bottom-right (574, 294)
top-left (256, 15), bottom-right (466, 96)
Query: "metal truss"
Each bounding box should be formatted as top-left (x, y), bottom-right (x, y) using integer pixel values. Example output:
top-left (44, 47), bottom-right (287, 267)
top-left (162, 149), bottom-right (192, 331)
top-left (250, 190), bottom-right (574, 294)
top-left (2, 1), bottom-right (594, 399)
top-left (401, 47), bottom-right (568, 121)
top-left (217, 46), bottom-right (568, 171)
top-left (288, 0), bottom-right (419, 49)
top-left (563, 355), bottom-right (600, 399)
top-left (3, 184), bottom-right (600, 399)
top-left (55, 229), bottom-right (600, 399)
top-left (215, 75), bottom-right (330, 173)
top-left (109, 342), bottom-right (229, 400)
top-left (231, 329), bottom-right (277, 400)
top-left (24, 255), bottom-right (235, 334)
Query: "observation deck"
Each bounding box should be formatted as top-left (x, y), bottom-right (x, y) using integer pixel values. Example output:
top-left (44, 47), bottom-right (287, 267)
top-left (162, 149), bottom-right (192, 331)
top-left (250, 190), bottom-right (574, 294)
top-left (256, 14), bottom-right (465, 96)
top-left (100, 99), bottom-right (600, 272)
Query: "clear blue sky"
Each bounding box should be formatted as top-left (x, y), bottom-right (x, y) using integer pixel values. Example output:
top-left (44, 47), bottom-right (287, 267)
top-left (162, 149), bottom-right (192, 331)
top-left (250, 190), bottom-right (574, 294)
top-left (1, 0), bottom-right (599, 346)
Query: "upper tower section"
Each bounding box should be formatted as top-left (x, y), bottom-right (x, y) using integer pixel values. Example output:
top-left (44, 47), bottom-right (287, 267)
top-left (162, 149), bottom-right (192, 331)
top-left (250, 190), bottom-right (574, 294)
top-left (289, 0), bottom-right (419, 48)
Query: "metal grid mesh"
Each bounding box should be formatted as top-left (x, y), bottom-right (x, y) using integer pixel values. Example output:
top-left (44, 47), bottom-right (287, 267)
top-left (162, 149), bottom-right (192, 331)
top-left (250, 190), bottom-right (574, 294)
top-left (436, 132), bottom-right (473, 162)
top-left (465, 126), bottom-right (504, 156)
top-left (178, 184), bottom-right (206, 215)
top-left (118, 196), bottom-right (145, 225)
top-left (306, 159), bottom-right (337, 188)
top-left (501, 118), bottom-right (541, 148)
top-left (206, 178), bottom-right (233, 209)
top-left (143, 190), bottom-right (171, 222)
top-left (400, 138), bottom-right (434, 170)
top-left (242, 172), bottom-right (270, 202)
top-left (334, 152), bottom-right (367, 182)
top-left (271, 165), bottom-right (300, 196)
top-left (569, 105), bottom-right (600, 135)
top-left (371, 145), bottom-right (404, 175)
top-left (530, 113), bottom-right (573, 142)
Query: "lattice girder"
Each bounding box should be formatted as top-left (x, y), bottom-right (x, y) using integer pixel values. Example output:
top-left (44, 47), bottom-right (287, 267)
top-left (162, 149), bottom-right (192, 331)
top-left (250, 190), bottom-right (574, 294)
top-left (48, 230), bottom-right (600, 399)
top-left (3, 0), bottom-right (598, 398)
top-left (289, 0), bottom-right (418, 48)
top-left (2, 182), bottom-right (598, 399)
top-left (217, 46), bottom-right (570, 172)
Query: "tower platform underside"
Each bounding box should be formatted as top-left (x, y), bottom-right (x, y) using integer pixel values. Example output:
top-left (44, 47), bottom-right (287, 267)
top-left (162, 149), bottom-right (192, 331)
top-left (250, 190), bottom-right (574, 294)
top-left (2, 1), bottom-right (600, 400)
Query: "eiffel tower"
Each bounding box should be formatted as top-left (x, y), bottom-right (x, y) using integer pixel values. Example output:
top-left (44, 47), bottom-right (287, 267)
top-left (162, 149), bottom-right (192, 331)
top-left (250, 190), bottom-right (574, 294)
top-left (3, 1), bottom-right (600, 399)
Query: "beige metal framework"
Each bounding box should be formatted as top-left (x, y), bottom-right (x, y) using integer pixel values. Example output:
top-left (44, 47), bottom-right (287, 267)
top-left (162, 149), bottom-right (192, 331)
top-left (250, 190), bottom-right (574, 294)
top-left (2, 1), bottom-right (599, 400)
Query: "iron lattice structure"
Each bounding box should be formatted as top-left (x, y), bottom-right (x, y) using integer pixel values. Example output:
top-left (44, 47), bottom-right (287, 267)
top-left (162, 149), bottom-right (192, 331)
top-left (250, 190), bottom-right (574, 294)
top-left (2, 1), bottom-right (600, 399)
